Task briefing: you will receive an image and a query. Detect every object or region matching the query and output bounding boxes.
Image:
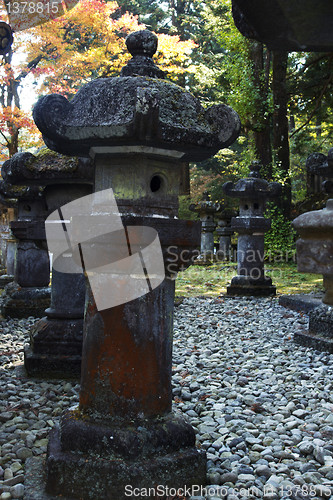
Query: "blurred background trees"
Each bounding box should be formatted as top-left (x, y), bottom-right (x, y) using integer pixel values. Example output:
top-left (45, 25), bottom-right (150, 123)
top-left (0, 0), bottom-right (332, 221)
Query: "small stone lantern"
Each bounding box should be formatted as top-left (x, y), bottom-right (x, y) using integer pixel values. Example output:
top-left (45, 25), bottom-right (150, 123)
top-left (216, 206), bottom-right (237, 260)
top-left (223, 162), bottom-right (281, 296)
top-left (2, 149), bottom-right (93, 377)
top-left (190, 191), bottom-right (220, 262)
top-left (0, 179), bottom-right (51, 317)
top-left (30, 30), bottom-right (240, 498)
top-left (293, 148), bottom-right (333, 352)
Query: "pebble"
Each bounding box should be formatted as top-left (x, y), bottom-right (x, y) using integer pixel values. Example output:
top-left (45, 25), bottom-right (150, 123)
top-left (9, 484), bottom-right (24, 499)
top-left (2, 299), bottom-right (333, 500)
top-left (172, 297), bottom-right (333, 500)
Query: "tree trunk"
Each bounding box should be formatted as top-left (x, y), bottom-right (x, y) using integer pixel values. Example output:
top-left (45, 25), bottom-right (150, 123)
top-left (8, 128), bottom-right (19, 157)
top-left (249, 41), bottom-right (272, 178)
top-left (272, 50), bottom-right (291, 218)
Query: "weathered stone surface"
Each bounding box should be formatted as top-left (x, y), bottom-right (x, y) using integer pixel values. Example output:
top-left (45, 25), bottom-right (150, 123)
top-left (279, 293), bottom-right (323, 313)
top-left (14, 241), bottom-right (49, 288)
top-left (25, 458), bottom-right (74, 500)
top-left (294, 303), bottom-right (333, 351)
top-left (2, 149), bottom-right (92, 186)
top-left (0, 282), bottom-right (50, 318)
top-left (294, 200), bottom-right (333, 277)
top-left (24, 345), bottom-right (82, 379)
top-left (293, 147), bottom-right (333, 352)
top-left (46, 426), bottom-right (206, 500)
top-left (33, 33), bottom-right (240, 161)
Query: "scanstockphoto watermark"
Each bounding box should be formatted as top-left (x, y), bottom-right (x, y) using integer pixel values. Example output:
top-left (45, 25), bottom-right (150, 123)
top-left (165, 246), bottom-right (296, 279)
top-left (45, 188), bottom-right (165, 311)
top-left (124, 484), bottom-right (332, 498)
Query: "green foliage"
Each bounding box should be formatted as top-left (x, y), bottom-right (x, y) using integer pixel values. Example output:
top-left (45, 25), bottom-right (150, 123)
top-left (178, 195), bottom-right (196, 221)
top-left (264, 204), bottom-right (296, 261)
top-left (189, 135), bottom-right (254, 205)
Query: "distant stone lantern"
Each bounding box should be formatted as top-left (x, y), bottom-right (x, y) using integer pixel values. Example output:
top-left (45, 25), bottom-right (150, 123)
top-left (1, 149), bottom-right (93, 377)
top-left (293, 148), bottom-right (333, 352)
top-left (223, 162), bottom-right (281, 296)
top-left (0, 183), bottom-right (17, 286)
top-left (0, 179), bottom-right (51, 317)
top-left (190, 191), bottom-right (220, 261)
top-left (216, 206), bottom-right (237, 260)
top-left (30, 29), bottom-right (240, 498)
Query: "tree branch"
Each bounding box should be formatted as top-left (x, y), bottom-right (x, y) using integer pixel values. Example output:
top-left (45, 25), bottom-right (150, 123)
top-left (16, 54), bottom-right (44, 83)
top-left (287, 53), bottom-right (330, 80)
top-left (290, 71), bottom-right (333, 138)
top-left (0, 129), bottom-right (10, 146)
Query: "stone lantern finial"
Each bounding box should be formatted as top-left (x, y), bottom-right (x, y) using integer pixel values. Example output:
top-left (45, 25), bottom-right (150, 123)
top-left (121, 29), bottom-right (165, 79)
top-left (249, 161), bottom-right (261, 178)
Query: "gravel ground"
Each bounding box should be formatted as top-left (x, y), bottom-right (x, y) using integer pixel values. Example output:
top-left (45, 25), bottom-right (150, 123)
top-left (1, 296), bottom-right (333, 499)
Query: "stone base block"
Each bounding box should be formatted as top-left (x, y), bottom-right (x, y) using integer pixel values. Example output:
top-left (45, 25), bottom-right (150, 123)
top-left (24, 317), bottom-right (83, 378)
top-left (24, 345), bottom-right (81, 379)
top-left (0, 282), bottom-right (50, 318)
top-left (294, 305), bottom-right (333, 353)
top-left (279, 293), bottom-right (323, 313)
top-left (25, 457), bottom-right (74, 500)
top-left (45, 410), bottom-right (206, 500)
top-left (227, 276), bottom-right (276, 297)
top-left (294, 330), bottom-right (333, 353)
top-left (30, 316), bottom-right (84, 355)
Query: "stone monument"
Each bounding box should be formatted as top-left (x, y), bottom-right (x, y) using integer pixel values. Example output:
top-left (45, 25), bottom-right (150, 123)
top-left (2, 149), bottom-right (93, 377)
top-left (293, 148), bottom-right (333, 352)
top-left (190, 191), bottom-right (220, 262)
top-left (216, 206), bottom-right (237, 260)
top-left (28, 29), bottom-right (240, 499)
top-left (0, 178), bottom-right (51, 318)
top-left (223, 162), bottom-right (281, 296)
top-left (0, 184), bottom-right (17, 287)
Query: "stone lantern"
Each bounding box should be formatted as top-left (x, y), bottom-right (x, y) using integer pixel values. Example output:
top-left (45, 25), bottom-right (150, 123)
top-left (30, 30), bottom-right (240, 498)
top-left (293, 148), bottom-right (333, 352)
top-left (2, 149), bottom-right (93, 377)
top-left (216, 206), bottom-right (237, 260)
top-left (0, 184), bottom-right (17, 286)
top-left (190, 191), bottom-right (220, 261)
top-left (223, 162), bottom-right (281, 296)
top-left (0, 179), bottom-right (51, 317)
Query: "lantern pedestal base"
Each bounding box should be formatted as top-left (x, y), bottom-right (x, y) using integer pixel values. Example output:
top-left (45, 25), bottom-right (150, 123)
top-left (24, 317), bottom-right (83, 378)
top-left (0, 282), bottom-right (50, 318)
top-left (227, 276), bottom-right (276, 297)
top-left (45, 409), bottom-right (206, 500)
top-left (24, 346), bottom-right (81, 379)
top-left (294, 305), bottom-right (333, 353)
